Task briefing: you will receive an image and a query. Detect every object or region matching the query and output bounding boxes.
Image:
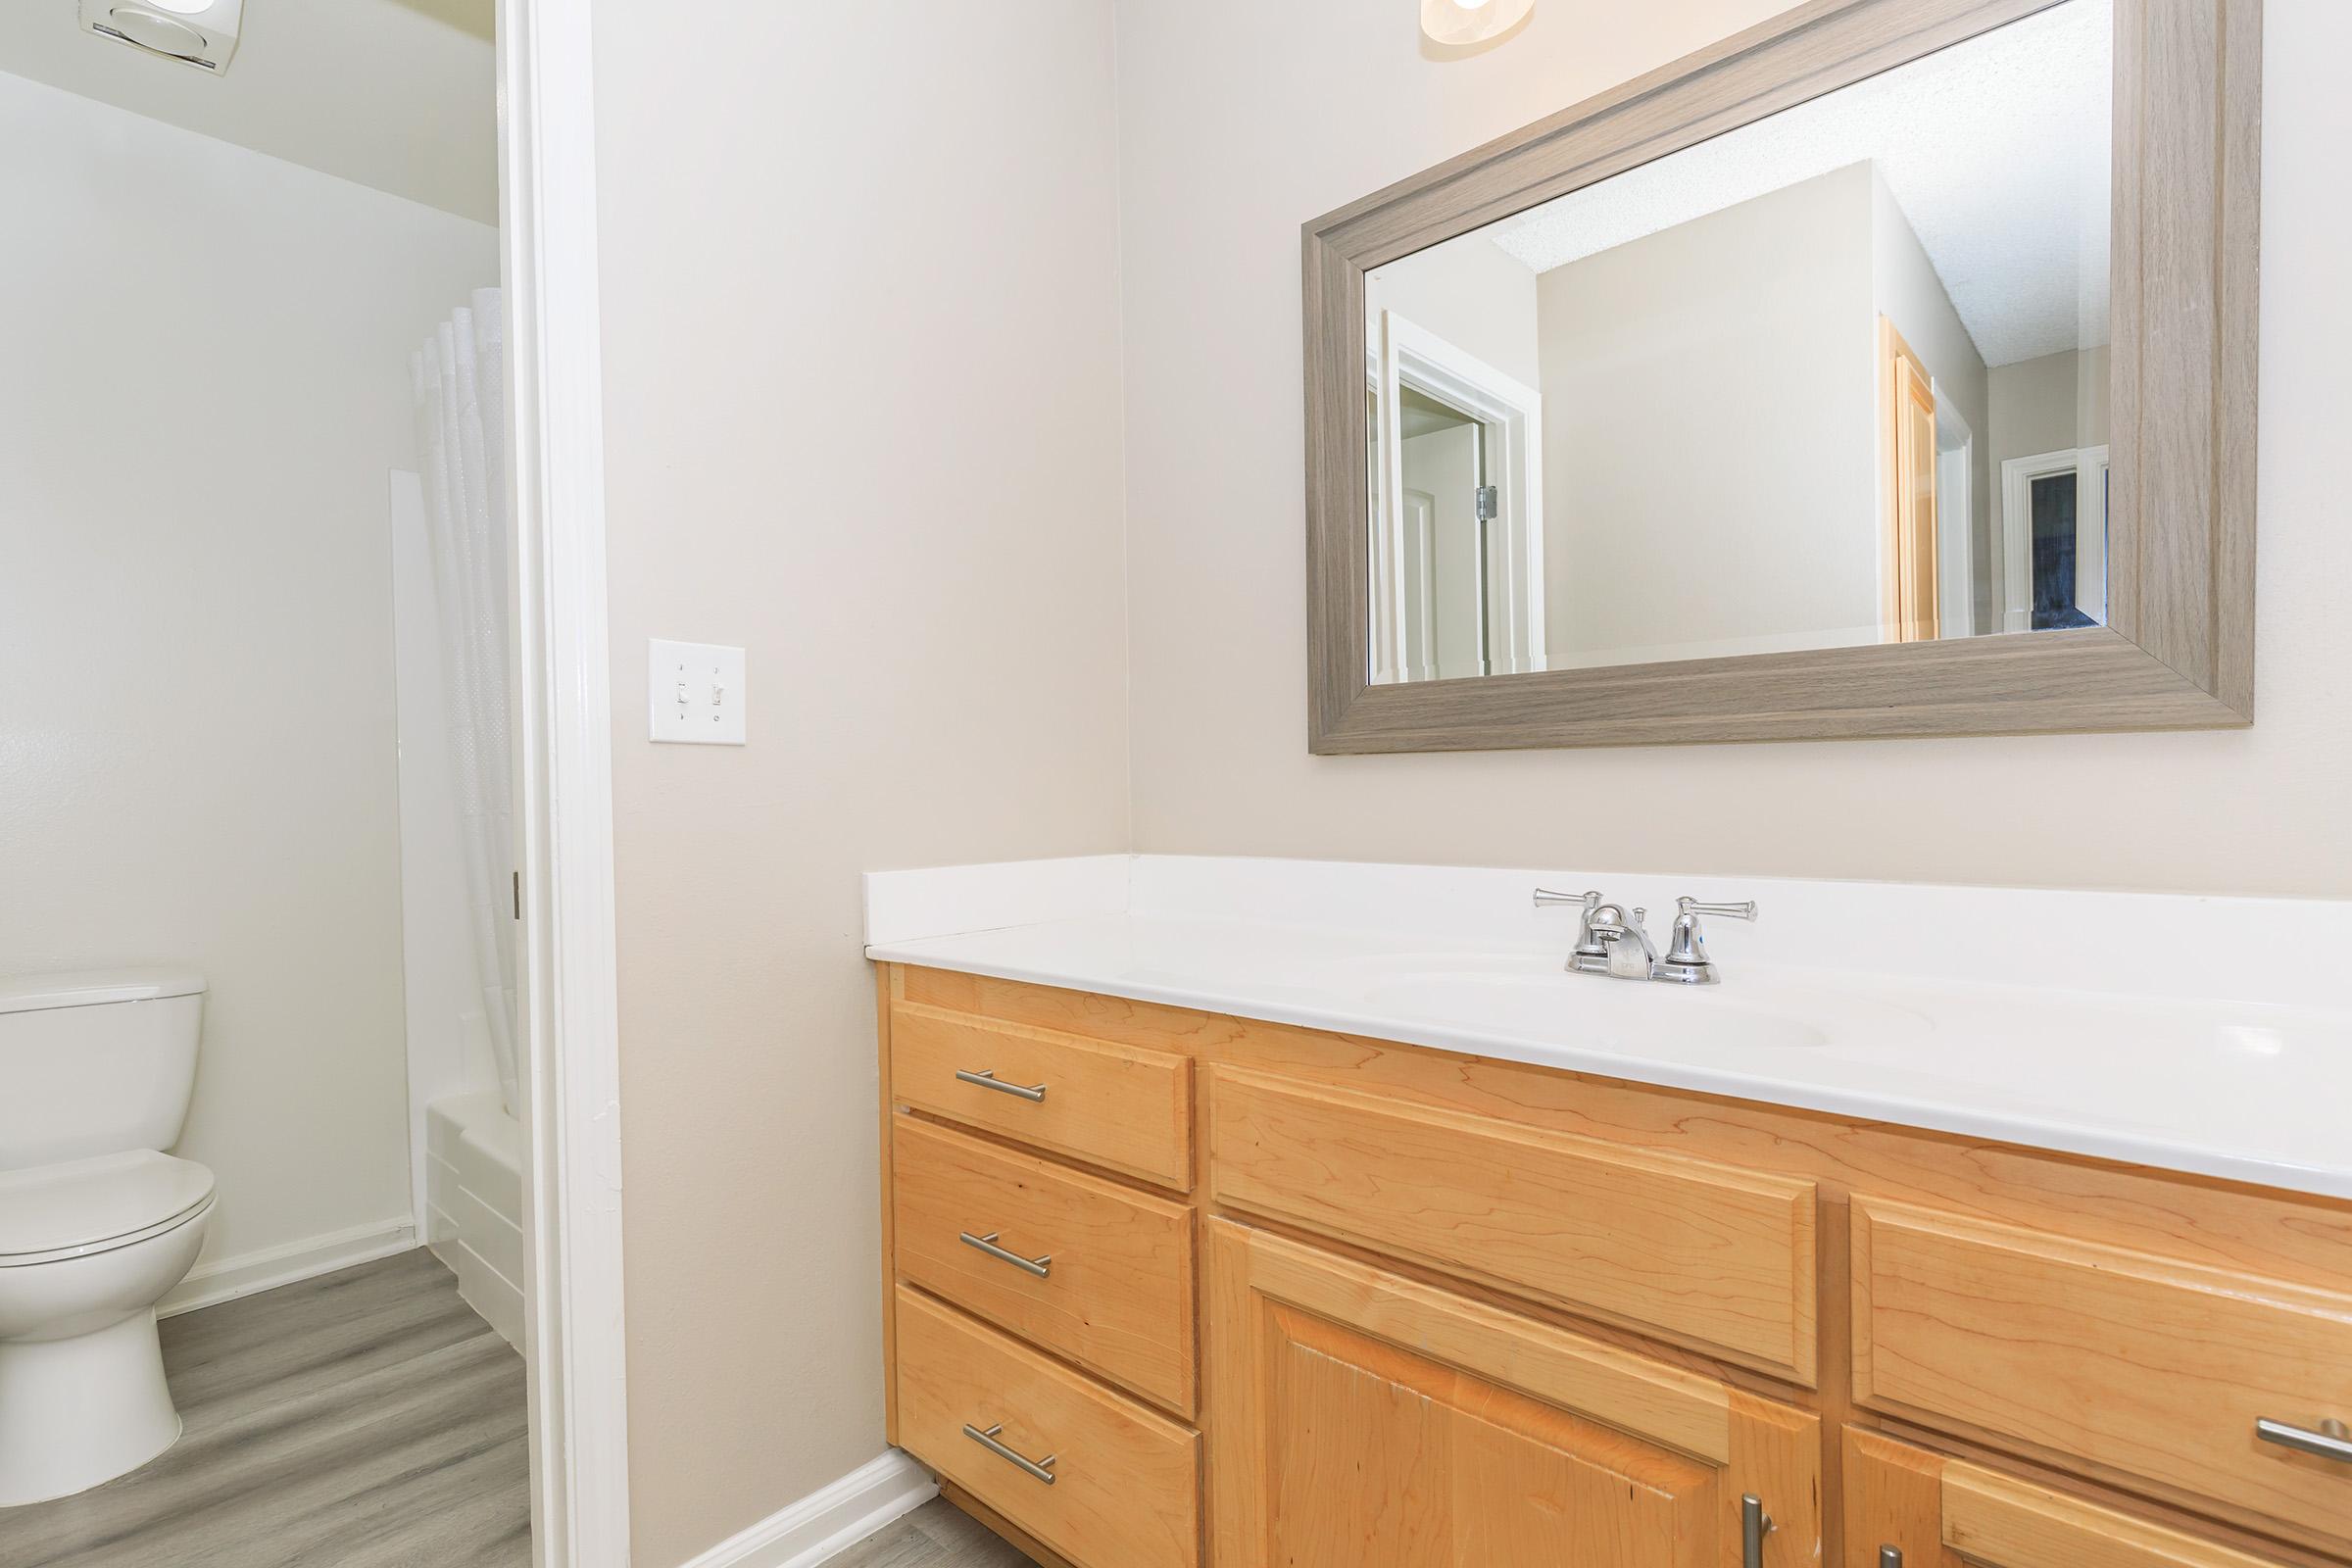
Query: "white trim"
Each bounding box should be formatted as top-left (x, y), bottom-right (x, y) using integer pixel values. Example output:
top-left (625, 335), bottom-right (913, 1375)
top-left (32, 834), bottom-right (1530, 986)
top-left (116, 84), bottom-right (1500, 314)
top-left (160, 1220), bottom-right (416, 1319)
top-left (1999, 444), bottom-right (2111, 632)
top-left (1373, 311), bottom-right (1547, 680)
top-left (673, 1452), bottom-right (937, 1568)
top-left (498, 2), bottom-right (630, 1565)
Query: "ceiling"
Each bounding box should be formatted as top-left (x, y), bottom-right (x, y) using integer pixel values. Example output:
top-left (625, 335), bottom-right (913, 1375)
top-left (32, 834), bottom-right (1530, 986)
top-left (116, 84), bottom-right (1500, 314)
top-left (0, 0), bottom-right (497, 223)
top-left (1489, 0), bottom-right (2112, 368)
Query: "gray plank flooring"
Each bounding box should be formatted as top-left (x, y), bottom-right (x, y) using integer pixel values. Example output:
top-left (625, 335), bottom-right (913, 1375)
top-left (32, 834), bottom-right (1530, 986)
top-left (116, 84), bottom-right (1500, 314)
top-left (2, 1249), bottom-right (528, 1568)
top-left (820, 1497), bottom-right (1039, 1568)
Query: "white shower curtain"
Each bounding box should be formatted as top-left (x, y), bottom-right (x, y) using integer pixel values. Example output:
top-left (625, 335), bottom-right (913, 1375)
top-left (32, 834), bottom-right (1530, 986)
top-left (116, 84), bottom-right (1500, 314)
top-left (410, 289), bottom-right (519, 1116)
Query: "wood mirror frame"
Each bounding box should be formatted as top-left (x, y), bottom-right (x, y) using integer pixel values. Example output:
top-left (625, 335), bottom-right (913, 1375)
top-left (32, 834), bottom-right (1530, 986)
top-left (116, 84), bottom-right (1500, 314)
top-left (1303, 0), bottom-right (2259, 753)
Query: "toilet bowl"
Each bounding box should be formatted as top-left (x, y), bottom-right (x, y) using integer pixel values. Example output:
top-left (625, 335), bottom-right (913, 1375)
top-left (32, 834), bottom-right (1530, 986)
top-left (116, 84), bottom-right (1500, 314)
top-left (0, 1151), bottom-right (217, 1506)
top-left (0, 971), bottom-right (213, 1508)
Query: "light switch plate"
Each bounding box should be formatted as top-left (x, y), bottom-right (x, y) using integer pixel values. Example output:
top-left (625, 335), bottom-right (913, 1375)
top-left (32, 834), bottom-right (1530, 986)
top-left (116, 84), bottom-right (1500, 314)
top-left (649, 639), bottom-right (746, 745)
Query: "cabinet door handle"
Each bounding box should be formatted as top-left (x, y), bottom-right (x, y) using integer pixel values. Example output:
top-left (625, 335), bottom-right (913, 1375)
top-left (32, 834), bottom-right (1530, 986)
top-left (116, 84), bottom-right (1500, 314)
top-left (1741, 1494), bottom-right (1775, 1568)
top-left (2257, 1417), bottom-right (2352, 1463)
top-left (1880, 1549), bottom-right (1902, 1568)
top-left (963, 1422), bottom-right (1056, 1485)
top-left (959, 1230), bottom-right (1052, 1279)
top-left (955, 1068), bottom-right (1047, 1102)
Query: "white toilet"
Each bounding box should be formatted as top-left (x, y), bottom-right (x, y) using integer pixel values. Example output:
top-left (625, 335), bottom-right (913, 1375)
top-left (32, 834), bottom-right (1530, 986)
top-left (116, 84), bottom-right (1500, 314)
top-left (0, 970), bottom-right (216, 1508)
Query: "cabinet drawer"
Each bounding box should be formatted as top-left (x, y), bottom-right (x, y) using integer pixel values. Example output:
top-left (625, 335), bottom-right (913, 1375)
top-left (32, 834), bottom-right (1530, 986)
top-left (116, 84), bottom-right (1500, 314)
top-left (1843, 1427), bottom-right (2296, 1568)
top-left (1851, 1200), bottom-right (2352, 1549)
top-left (892, 1004), bottom-right (1193, 1190)
top-left (1208, 1068), bottom-right (1818, 1381)
top-left (895, 1286), bottom-right (1200, 1568)
top-left (894, 1116), bottom-right (1197, 1415)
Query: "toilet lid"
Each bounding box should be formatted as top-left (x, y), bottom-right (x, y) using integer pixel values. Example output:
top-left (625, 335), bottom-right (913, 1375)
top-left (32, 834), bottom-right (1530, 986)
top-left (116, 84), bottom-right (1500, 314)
top-left (0, 1151), bottom-right (217, 1265)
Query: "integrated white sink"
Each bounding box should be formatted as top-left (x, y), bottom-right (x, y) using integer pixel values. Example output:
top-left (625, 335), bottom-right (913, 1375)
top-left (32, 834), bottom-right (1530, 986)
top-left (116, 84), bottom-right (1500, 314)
top-left (1342, 956), bottom-right (1928, 1055)
top-left (1362, 973), bottom-right (1835, 1052)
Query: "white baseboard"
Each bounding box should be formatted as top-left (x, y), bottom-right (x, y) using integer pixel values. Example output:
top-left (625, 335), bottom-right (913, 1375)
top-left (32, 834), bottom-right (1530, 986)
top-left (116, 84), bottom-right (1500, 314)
top-left (675, 1450), bottom-right (938, 1568)
top-left (160, 1217), bottom-right (418, 1318)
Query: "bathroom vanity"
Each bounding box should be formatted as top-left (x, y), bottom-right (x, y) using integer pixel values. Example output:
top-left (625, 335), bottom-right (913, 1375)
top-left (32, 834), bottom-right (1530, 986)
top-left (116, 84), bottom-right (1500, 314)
top-left (865, 858), bottom-right (2352, 1568)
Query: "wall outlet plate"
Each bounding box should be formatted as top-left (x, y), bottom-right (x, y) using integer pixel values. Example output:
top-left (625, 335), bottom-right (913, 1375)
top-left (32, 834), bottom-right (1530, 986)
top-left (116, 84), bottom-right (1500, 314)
top-left (649, 639), bottom-right (746, 745)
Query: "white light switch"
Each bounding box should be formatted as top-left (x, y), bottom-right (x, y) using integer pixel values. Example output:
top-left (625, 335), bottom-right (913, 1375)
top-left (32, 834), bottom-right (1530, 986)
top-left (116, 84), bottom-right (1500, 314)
top-left (649, 639), bottom-right (746, 745)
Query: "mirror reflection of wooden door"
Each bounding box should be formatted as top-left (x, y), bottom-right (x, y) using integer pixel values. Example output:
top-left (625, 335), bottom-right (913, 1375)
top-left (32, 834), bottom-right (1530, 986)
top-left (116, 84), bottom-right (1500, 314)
top-left (1880, 317), bottom-right (1940, 644)
top-left (1206, 1221), bottom-right (1818, 1568)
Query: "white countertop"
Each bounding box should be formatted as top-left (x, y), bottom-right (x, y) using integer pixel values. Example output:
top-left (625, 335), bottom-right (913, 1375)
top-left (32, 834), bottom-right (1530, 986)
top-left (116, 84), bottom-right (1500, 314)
top-left (864, 857), bottom-right (2352, 1200)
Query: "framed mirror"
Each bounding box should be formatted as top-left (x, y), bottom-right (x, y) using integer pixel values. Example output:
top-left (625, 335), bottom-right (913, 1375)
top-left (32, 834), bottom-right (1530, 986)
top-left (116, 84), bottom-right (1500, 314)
top-left (1304, 0), bottom-right (2258, 752)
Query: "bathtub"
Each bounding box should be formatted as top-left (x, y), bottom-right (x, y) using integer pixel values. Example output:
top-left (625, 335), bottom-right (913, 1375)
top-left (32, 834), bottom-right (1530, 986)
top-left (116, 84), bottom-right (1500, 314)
top-left (424, 1091), bottom-right (524, 1353)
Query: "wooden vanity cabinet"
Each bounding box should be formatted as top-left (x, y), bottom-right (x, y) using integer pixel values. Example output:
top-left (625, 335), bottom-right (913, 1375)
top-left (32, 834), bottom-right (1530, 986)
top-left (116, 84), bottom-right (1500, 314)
top-left (1205, 1221), bottom-right (1818, 1568)
top-left (876, 965), bottom-right (2352, 1568)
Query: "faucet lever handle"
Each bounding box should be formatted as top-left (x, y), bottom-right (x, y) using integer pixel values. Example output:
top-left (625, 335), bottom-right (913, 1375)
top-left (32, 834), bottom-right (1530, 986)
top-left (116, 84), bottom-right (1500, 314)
top-left (1533, 888), bottom-right (1602, 910)
top-left (1677, 897), bottom-right (1757, 921)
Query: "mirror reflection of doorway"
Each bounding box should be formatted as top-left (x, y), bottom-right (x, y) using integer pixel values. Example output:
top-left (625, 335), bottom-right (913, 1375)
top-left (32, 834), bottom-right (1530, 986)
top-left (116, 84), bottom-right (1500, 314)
top-left (1397, 385), bottom-right (1491, 680)
top-left (1367, 310), bottom-right (1546, 685)
top-left (2001, 446), bottom-right (2110, 632)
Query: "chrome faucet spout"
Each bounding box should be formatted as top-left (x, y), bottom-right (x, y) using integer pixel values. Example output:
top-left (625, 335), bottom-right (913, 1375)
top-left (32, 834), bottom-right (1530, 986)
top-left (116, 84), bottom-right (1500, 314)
top-left (1538, 888), bottom-right (1757, 984)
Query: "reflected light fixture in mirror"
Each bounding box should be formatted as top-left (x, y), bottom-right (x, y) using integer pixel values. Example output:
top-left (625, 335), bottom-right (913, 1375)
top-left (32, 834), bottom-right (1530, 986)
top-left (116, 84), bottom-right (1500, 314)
top-left (1422, 0), bottom-right (1533, 47)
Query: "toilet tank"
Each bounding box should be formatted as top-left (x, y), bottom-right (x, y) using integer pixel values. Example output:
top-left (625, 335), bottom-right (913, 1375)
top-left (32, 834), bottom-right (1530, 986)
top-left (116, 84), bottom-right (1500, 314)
top-left (0, 971), bottom-right (206, 1170)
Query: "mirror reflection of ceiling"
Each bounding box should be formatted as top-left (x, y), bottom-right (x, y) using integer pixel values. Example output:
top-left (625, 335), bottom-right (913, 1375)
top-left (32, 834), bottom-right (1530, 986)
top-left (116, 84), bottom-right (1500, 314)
top-left (1489, 0), bottom-right (2110, 368)
top-left (0, 0), bottom-right (496, 223)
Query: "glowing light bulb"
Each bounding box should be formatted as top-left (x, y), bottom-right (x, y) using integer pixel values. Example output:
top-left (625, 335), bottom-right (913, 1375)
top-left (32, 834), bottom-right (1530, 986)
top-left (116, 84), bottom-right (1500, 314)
top-left (1422, 0), bottom-right (1532, 45)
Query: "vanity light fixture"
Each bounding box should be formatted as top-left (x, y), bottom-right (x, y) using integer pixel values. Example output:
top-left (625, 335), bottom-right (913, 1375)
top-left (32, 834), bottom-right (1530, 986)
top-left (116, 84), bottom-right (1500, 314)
top-left (1420, 0), bottom-right (1534, 47)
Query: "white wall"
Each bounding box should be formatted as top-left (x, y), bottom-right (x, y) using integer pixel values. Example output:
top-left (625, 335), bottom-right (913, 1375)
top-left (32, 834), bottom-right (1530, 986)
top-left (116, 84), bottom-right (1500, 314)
top-left (0, 73), bottom-right (498, 1280)
top-left (1537, 163), bottom-right (1880, 663)
top-left (586, 4), bottom-right (1133, 1562)
top-left (1115, 0), bottom-right (2352, 897)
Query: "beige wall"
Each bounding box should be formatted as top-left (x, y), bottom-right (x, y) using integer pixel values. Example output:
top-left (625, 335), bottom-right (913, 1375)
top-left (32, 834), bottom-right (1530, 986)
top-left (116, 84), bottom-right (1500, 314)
top-left (1989, 345), bottom-right (2113, 466)
top-left (587, 3), bottom-right (1132, 1561)
top-left (0, 72), bottom-right (498, 1270)
top-left (1538, 163), bottom-right (1880, 663)
top-left (1116, 0), bottom-right (2352, 897)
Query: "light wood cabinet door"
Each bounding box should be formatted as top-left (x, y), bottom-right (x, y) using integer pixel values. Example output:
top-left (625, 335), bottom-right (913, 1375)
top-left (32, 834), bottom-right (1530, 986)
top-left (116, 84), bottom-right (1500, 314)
top-left (1204, 1220), bottom-right (1818, 1568)
top-left (1842, 1428), bottom-right (2297, 1568)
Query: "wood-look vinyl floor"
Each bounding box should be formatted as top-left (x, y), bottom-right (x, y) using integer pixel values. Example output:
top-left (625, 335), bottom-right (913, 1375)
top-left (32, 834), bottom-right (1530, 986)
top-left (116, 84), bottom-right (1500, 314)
top-left (2, 1249), bottom-right (528, 1568)
top-left (821, 1497), bottom-right (1040, 1568)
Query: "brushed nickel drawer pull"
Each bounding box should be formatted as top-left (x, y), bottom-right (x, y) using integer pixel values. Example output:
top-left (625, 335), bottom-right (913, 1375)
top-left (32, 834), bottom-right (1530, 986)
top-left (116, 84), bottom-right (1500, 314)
top-left (2257, 1416), bottom-right (2352, 1464)
top-left (959, 1230), bottom-right (1052, 1279)
top-left (1880, 1549), bottom-right (1902, 1568)
top-left (1741, 1494), bottom-right (1775, 1568)
top-left (963, 1422), bottom-right (1056, 1485)
top-left (956, 1068), bottom-right (1047, 1103)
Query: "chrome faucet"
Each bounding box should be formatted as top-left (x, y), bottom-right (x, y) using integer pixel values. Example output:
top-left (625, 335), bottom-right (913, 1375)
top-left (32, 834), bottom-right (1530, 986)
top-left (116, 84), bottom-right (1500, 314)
top-left (1535, 889), bottom-right (1757, 984)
